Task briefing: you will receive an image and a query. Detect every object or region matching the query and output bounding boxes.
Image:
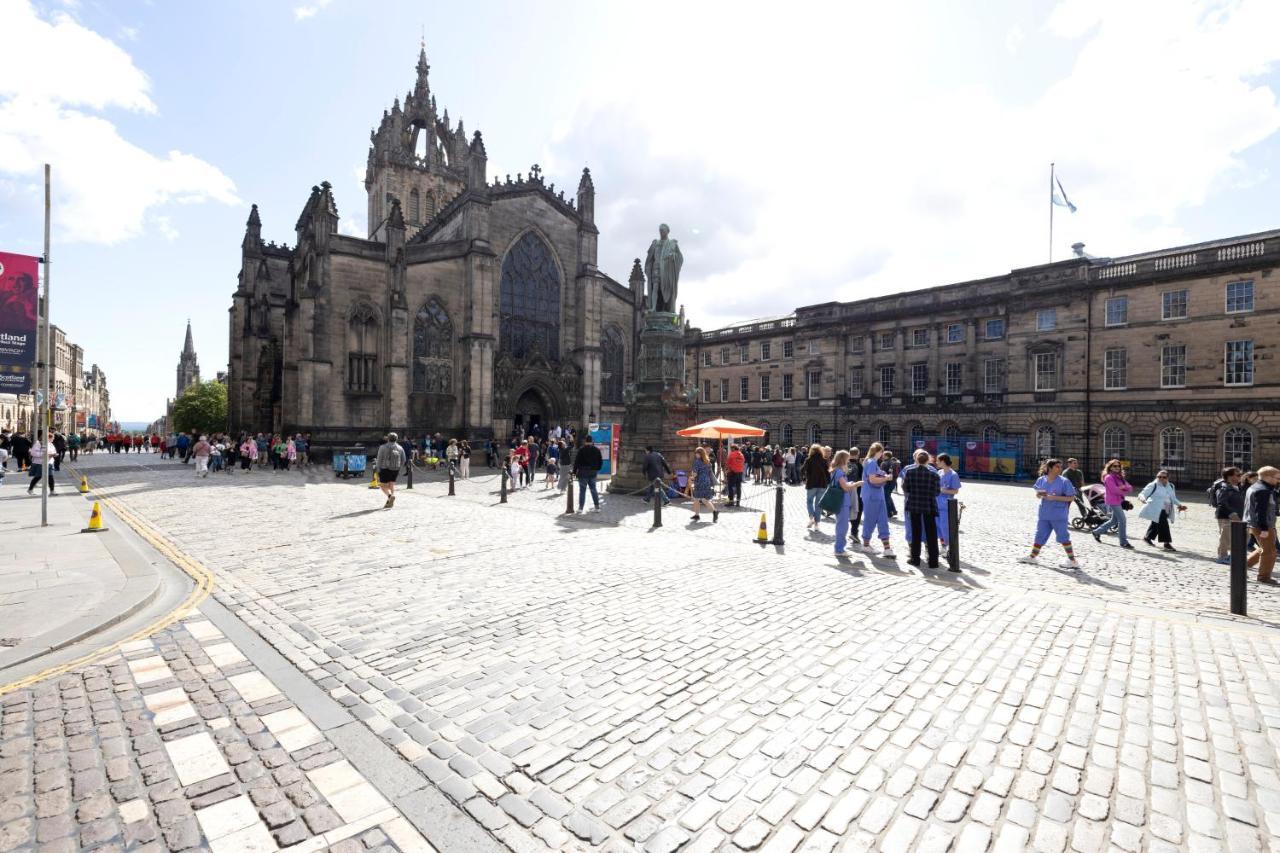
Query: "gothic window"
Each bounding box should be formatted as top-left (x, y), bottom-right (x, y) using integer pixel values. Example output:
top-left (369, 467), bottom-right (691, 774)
top-left (500, 232), bottom-right (561, 360)
top-left (409, 189), bottom-right (420, 224)
top-left (601, 326), bottom-right (624, 404)
top-left (412, 298), bottom-right (453, 393)
top-left (346, 305), bottom-right (379, 392)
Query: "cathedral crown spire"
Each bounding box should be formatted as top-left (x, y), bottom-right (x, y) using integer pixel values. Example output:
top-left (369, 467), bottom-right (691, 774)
top-left (415, 42), bottom-right (430, 96)
top-left (183, 320), bottom-right (195, 356)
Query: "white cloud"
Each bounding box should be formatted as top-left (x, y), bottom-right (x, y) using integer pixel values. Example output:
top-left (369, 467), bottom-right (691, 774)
top-left (542, 0), bottom-right (1280, 332)
top-left (0, 0), bottom-right (239, 244)
top-left (294, 0), bottom-right (333, 21)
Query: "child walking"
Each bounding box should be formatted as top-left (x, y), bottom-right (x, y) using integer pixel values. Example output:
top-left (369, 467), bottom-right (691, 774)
top-left (1020, 458), bottom-right (1080, 570)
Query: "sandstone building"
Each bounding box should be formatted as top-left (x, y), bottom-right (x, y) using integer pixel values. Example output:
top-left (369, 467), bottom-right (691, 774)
top-left (227, 48), bottom-right (638, 443)
top-left (686, 229), bottom-right (1280, 485)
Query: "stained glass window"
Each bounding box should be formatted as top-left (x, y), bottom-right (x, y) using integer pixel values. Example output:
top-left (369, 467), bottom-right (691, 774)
top-left (412, 298), bottom-right (452, 393)
top-left (500, 232), bottom-right (561, 360)
top-left (601, 326), bottom-right (624, 404)
top-left (347, 305), bottom-right (378, 392)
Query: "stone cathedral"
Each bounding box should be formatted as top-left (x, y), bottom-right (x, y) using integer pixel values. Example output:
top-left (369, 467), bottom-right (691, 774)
top-left (227, 47), bottom-right (641, 443)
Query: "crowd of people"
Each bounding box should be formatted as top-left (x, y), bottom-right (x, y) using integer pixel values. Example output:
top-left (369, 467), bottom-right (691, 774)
top-left (639, 440), bottom-right (1279, 583)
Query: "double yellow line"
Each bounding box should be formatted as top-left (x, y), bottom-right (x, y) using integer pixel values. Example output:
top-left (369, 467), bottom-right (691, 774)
top-left (0, 473), bottom-right (216, 696)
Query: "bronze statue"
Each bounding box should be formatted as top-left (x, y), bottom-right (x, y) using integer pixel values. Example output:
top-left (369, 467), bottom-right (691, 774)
top-left (644, 223), bottom-right (683, 314)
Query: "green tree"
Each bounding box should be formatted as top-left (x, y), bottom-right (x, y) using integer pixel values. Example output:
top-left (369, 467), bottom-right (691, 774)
top-left (171, 380), bottom-right (228, 435)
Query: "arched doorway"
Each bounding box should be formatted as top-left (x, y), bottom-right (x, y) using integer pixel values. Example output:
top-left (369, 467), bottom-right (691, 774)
top-left (512, 385), bottom-right (557, 437)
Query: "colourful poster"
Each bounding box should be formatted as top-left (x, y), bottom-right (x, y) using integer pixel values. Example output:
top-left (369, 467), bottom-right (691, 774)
top-left (0, 252), bottom-right (39, 394)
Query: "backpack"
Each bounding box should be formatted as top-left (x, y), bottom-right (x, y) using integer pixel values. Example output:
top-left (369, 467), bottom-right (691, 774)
top-left (1207, 478), bottom-right (1224, 507)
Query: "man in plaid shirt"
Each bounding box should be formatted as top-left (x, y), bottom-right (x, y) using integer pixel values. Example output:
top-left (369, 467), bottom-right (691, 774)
top-left (900, 449), bottom-right (941, 568)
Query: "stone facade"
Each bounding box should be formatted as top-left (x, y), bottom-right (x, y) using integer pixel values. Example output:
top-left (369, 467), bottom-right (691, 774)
top-left (686, 229), bottom-right (1280, 485)
top-left (227, 48), bottom-right (639, 445)
top-left (0, 324), bottom-right (110, 436)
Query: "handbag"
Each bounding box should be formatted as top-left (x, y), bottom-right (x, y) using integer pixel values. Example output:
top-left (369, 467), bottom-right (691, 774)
top-left (819, 481), bottom-right (847, 514)
top-left (1121, 500), bottom-right (1133, 510)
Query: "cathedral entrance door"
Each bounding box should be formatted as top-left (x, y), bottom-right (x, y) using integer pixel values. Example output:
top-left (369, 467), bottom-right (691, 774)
top-left (513, 388), bottom-right (551, 437)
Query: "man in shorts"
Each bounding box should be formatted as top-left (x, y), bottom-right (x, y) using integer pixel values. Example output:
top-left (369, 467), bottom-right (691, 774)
top-left (376, 433), bottom-right (405, 508)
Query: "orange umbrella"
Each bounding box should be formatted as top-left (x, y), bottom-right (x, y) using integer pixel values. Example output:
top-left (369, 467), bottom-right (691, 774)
top-left (676, 418), bottom-right (766, 439)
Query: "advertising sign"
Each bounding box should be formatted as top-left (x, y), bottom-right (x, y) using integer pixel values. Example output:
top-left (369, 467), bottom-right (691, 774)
top-left (588, 423), bottom-right (621, 476)
top-left (0, 252), bottom-right (39, 394)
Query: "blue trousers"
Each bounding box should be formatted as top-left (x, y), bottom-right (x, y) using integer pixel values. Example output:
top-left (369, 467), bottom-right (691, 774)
top-left (936, 496), bottom-right (951, 543)
top-left (577, 475), bottom-right (599, 510)
top-left (1092, 504), bottom-right (1129, 544)
top-left (861, 490), bottom-right (889, 541)
top-left (835, 499), bottom-right (851, 554)
top-left (806, 487), bottom-right (824, 523)
top-left (1035, 518), bottom-right (1071, 545)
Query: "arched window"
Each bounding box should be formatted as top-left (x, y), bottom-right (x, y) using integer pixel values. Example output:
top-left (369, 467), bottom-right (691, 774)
top-left (601, 326), bottom-right (624, 404)
top-left (1159, 426), bottom-right (1187, 471)
top-left (409, 189), bottom-right (420, 225)
top-left (877, 424), bottom-right (892, 446)
top-left (1035, 425), bottom-right (1056, 458)
top-left (758, 421), bottom-right (771, 444)
top-left (500, 232), bottom-right (561, 360)
top-left (808, 423), bottom-right (822, 445)
top-left (1224, 426), bottom-right (1253, 470)
top-left (781, 423), bottom-right (794, 446)
top-left (412, 298), bottom-right (453, 393)
top-left (981, 424), bottom-right (1000, 443)
top-left (346, 305), bottom-right (379, 392)
top-left (908, 422), bottom-right (925, 448)
top-left (942, 423), bottom-right (960, 442)
top-left (847, 424), bottom-right (857, 449)
top-left (1101, 425), bottom-right (1128, 462)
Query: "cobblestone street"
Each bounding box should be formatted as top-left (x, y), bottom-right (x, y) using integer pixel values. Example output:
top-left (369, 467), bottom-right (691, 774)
top-left (5, 453), bottom-right (1280, 852)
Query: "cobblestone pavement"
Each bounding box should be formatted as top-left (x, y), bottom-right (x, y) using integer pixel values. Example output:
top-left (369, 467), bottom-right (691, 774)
top-left (451, 466), bottom-right (1280, 627)
top-left (28, 452), bottom-right (1279, 852)
top-left (0, 612), bottom-right (436, 853)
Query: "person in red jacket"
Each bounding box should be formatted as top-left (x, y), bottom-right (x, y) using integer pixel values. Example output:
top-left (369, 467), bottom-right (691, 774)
top-left (725, 444), bottom-right (745, 507)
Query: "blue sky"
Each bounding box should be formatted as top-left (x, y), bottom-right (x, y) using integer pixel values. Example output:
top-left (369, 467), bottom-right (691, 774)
top-left (2, 0), bottom-right (1280, 421)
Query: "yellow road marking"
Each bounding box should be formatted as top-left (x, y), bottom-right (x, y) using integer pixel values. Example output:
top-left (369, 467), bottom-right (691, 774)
top-left (0, 471), bottom-right (216, 696)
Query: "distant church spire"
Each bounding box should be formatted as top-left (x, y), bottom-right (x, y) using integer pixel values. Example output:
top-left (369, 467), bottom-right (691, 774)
top-left (177, 320), bottom-right (200, 396)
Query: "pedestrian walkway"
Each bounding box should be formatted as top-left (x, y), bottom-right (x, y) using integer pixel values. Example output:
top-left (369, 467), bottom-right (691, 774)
top-left (53, 452), bottom-right (1280, 852)
top-left (0, 478), bottom-right (159, 673)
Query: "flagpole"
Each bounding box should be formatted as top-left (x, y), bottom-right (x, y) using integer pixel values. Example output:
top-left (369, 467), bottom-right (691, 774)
top-left (1048, 161), bottom-right (1055, 264)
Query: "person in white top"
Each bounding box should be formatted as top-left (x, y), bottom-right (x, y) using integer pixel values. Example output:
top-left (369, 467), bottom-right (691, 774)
top-left (26, 431), bottom-right (55, 494)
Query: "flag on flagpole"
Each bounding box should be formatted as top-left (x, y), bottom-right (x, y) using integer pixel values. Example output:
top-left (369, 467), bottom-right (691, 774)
top-left (1052, 175), bottom-right (1076, 213)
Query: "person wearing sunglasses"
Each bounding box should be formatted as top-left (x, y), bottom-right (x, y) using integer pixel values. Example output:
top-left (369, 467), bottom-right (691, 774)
top-left (1137, 470), bottom-right (1187, 550)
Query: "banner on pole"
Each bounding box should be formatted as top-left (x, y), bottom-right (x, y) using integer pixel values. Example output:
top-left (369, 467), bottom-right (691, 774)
top-left (0, 252), bottom-right (39, 394)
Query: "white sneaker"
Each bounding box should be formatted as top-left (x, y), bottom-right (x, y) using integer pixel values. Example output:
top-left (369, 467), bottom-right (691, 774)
top-left (1018, 555), bottom-right (1038, 564)
top-left (881, 548), bottom-right (896, 558)
top-left (1061, 560), bottom-right (1080, 571)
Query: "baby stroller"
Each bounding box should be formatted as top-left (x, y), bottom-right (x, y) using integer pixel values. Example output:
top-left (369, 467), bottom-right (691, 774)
top-left (1070, 484), bottom-right (1109, 530)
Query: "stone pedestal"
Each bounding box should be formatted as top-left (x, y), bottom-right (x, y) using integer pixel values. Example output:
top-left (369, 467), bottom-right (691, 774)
top-left (610, 312), bottom-right (699, 494)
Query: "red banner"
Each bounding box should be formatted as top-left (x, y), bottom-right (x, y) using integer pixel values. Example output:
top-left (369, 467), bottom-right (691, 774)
top-left (0, 252), bottom-right (39, 395)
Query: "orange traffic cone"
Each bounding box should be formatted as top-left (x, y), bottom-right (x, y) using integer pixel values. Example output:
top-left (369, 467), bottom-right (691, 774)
top-left (78, 475), bottom-right (89, 493)
top-left (755, 513), bottom-right (769, 544)
top-left (80, 501), bottom-right (108, 533)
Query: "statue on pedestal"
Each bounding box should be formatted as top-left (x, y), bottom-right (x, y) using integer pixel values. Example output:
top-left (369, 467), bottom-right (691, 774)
top-left (644, 223), bottom-right (683, 314)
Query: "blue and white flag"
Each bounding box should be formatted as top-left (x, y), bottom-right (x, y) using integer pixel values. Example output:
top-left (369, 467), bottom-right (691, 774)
top-left (1052, 176), bottom-right (1076, 213)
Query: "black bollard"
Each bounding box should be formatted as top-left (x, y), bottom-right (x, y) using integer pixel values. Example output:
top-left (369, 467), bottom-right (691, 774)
top-left (407, 460), bottom-right (414, 490)
top-left (1231, 519), bottom-right (1247, 616)
top-left (653, 478), bottom-right (663, 528)
top-left (772, 485), bottom-right (785, 546)
top-left (947, 498), bottom-right (960, 572)
top-left (448, 466), bottom-right (455, 496)
top-left (565, 477), bottom-right (575, 515)
top-left (500, 468), bottom-right (508, 503)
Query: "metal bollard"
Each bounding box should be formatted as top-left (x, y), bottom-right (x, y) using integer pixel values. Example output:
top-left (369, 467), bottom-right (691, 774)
top-left (407, 461), bottom-right (413, 490)
top-left (565, 477), bottom-right (575, 514)
top-left (1231, 519), bottom-right (1247, 616)
top-left (653, 478), bottom-right (664, 528)
top-left (448, 466), bottom-right (455, 496)
top-left (500, 468), bottom-right (508, 503)
top-left (772, 485), bottom-right (785, 546)
top-left (948, 498), bottom-right (960, 572)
